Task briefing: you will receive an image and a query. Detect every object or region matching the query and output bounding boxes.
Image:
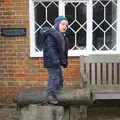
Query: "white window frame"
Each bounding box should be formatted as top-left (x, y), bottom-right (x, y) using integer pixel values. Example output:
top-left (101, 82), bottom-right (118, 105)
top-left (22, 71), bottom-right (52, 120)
top-left (29, 0), bottom-right (120, 57)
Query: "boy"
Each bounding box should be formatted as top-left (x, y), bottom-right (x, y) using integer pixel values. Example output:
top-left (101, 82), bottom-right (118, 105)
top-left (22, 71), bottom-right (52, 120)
top-left (40, 16), bottom-right (69, 105)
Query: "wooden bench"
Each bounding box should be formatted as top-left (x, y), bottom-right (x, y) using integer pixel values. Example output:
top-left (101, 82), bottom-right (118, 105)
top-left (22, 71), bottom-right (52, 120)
top-left (80, 55), bottom-right (120, 100)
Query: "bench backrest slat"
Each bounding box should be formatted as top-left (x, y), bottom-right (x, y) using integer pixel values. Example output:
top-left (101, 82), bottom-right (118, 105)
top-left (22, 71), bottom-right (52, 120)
top-left (80, 55), bottom-right (120, 85)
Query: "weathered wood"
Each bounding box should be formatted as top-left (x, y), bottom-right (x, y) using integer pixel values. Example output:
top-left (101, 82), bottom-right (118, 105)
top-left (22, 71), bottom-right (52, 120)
top-left (91, 63), bottom-right (95, 85)
top-left (108, 63), bottom-right (112, 85)
top-left (86, 63), bottom-right (90, 84)
top-left (103, 63), bottom-right (106, 84)
top-left (80, 55), bottom-right (88, 88)
top-left (80, 54), bottom-right (120, 100)
top-left (80, 56), bottom-right (88, 120)
top-left (80, 55), bottom-right (120, 86)
top-left (97, 63), bottom-right (101, 85)
top-left (114, 63), bottom-right (117, 84)
top-left (84, 55), bottom-right (120, 63)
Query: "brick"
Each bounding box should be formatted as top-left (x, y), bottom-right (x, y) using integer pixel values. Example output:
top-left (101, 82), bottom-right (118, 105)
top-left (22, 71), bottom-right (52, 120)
top-left (0, 0), bottom-right (81, 105)
top-left (4, 53), bottom-right (17, 56)
top-left (2, 3), bottom-right (15, 7)
top-left (23, 20), bottom-right (29, 23)
top-left (14, 40), bottom-right (27, 44)
top-left (7, 65), bottom-right (15, 69)
top-left (5, 60), bottom-right (17, 64)
top-left (0, 0), bottom-right (4, 2)
top-left (13, 16), bottom-right (25, 19)
top-left (0, 65), bottom-right (7, 69)
top-left (0, 7), bottom-right (5, 11)
top-left (8, 76), bottom-right (18, 81)
top-left (8, 81), bottom-right (20, 86)
top-left (5, 49), bottom-right (14, 52)
top-left (0, 61), bottom-right (4, 65)
top-left (0, 16), bottom-right (5, 19)
top-left (5, 16), bottom-right (13, 19)
top-left (0, 53), bottom-right (4, 56)
top-left (3, 11), bottom-right (15, 15)
top-left (5, 40), bottom-right (15, 44)
top-left (0, 20), bottom-right (3, 23)
top-left (0, 12), bottom-right (3, 16)
top-left (0, 25), bottom-right (5, 27)
top-left (17, 44), bottom-right (29, 49)
top-left (14, 48), bottom-right (26, 52)
top-left (3, 20), bottom-right (15, 24)
top-left (4, 44), bottom-right (15, 48)
top-left (13, 56), bottom-right (27, 60)
top-left (6, 57), bottom-right (14, 60)
top-left (6, 25), bottom-right (13, 27)
top-left (0, 81), bottom-right (8, 87)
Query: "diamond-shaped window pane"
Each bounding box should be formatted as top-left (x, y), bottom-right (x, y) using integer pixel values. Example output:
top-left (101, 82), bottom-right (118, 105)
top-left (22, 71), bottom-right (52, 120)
top-left (83, 23), bottom-right (87, 30)
top-left (100, 46), bottom-right (109, 50)
top-left (34, 2), bottom-right (39, 6)
top-left (34, 2), bottom-right (58, 51)
top-left (72, 46), bottom-right (79, 50)
top-left (76, 3), bottom-right (86, 25)
top-left (100, 1), bottom-right (109, 5)
top-left (77, 28), bottom-right (86, 49)
top-left (68, 31), bottom-right (75, 49)
top-left (92, 0), bottom-right (117, 51)
top-left (113, 22), bottom-right (117, 30)
top-left (41, 22), bottom-right (52, 28)
top-left (35, 23), bottom-right (40, 32)
top-left (93, 21), bottom-right (97, 30)
top-left (71, 22), bottom-right (81, 31)
top-left (105, 28), bottom-right (116, 50)
top-left (34, 3), bottom-right (46, 26)
top-left (73, 2), bottom-right (79, 6)
top-left (106, 1), bottom-right (117, 24)
top-left (93, 28), bottom-right (104, 50)
top-left (43, 2), bottom-right (50, 7)
top-left (100, 21), bottom-right (110, 31)
top-left (65, 2), bottom-right (87, 50)
top-left (65, 3), bottom-right (75, 23)
top-left (47, 2), bottom-right (58, 25)
top-left (35, 30), bottom-right (44, 51)
top-left (93, 1), bottom-right (104, 24)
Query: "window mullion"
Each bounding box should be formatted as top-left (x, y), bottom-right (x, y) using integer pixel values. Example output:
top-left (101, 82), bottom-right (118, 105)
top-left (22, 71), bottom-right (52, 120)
top-left (86, 0), bottom-right (92, 53)
top-left (30, 0), bottom-right (36, 56)
top-left (59, 0), bottom-right (65, 16)
top-left (117, 0), bottom-right (120, 51)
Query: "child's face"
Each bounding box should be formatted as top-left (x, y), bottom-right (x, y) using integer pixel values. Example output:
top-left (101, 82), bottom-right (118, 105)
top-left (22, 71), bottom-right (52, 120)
top-left (59, 20), bottom-right (68, 33)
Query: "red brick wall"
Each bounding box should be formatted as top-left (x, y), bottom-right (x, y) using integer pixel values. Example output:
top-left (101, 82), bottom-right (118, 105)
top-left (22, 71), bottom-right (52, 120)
top-left (0, 0), bottom-right (80, 105)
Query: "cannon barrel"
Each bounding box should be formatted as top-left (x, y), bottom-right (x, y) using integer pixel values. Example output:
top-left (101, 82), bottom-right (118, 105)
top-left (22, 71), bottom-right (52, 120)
top-left (13, 88), bottom-right (93, 106)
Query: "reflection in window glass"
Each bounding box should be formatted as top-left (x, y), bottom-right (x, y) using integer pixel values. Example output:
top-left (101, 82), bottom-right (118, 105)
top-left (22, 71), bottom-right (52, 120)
top-left (34, 2), bottom-right (58, 51)
top-left (93, 0), bottom-right (117, 50)
top-left (65, 2), bottom-right (87, 50)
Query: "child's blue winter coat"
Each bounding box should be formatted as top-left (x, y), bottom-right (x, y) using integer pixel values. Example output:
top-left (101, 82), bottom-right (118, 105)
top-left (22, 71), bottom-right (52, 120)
top-left (40, 27), bottom-right (69, 68)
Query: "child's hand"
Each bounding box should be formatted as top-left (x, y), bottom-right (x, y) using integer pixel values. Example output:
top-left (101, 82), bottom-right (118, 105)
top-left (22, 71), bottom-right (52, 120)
top-left (63, 64), bottom-right (67, 68)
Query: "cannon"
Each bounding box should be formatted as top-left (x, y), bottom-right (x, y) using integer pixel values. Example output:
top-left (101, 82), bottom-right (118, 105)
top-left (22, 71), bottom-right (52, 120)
top-left (13, 88), bottom-right (93, 110)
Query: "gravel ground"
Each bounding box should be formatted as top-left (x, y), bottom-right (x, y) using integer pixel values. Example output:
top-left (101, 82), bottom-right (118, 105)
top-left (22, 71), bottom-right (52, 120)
top-left (0, 107), bottom-right (120, 120)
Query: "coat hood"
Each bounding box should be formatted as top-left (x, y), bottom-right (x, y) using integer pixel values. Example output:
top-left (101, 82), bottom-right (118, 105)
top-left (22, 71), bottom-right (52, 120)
top-left (40, 27), bottom-right (56, 37)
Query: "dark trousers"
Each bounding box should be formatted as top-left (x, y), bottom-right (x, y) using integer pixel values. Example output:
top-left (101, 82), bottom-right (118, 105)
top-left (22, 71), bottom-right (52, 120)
top-left (47, 65), bottom-right (63, 97)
